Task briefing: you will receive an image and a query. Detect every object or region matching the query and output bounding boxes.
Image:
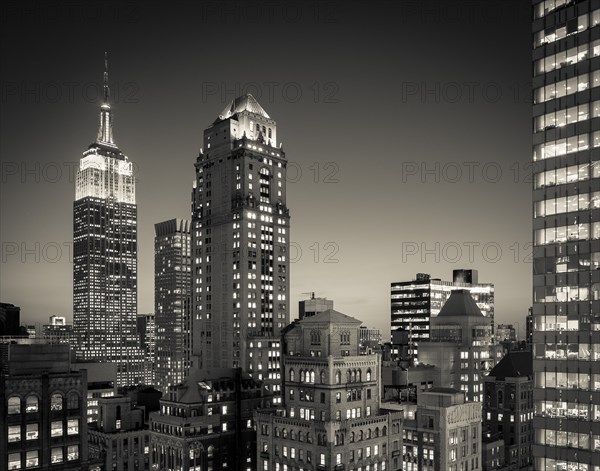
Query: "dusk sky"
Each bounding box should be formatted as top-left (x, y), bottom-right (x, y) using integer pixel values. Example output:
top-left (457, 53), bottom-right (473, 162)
top-left (1, 0), bottom-right (532, 336)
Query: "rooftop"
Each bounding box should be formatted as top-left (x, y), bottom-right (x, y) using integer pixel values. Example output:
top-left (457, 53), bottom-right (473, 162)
top-left (300, 309), bottom-right (362, 326)
top-left (217, 94), bottom-right (270, 121)
top-left (488, 350), bottom-right (533, 380)
top-left (437, 289), bottom-right (484, 318)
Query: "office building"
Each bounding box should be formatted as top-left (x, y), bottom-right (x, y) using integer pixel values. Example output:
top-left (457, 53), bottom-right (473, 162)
top-left (72, 54), bottom-right (144, 387)
top-left (401, 388), bottom-right (482, 471)
top-left (256, 309), bottom-right (403, 471)
top-left (483, 350), bottom-right (534, 470)
top-left (42, 316), bottom-right (73, 345)
top-left (418, 290), bottom-right (496, 402)
top-left (496, 324), bottom-right (517, 342)
top-left (298, 294), bottom-right (334, 319)
top-left (1, 343), bottom-right (89, 470)
top-left (532, 2), bottom-right (600, 468)
top-left (391, 271), bottom-right (494, 360)
top-left (154, 218), bottom-right (192, 394)
top-left (191, 94), bottom-right (290, 402)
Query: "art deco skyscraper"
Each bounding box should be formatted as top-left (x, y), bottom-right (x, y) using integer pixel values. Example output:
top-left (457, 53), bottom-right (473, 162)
top-left (154, 218), bottom-right (192, 393)
top-left (532, 3), bottom-right (600, 469)
top-left (73, 55), bottom-right (145, 387)
top-left (191, 95), bottom-right (290, 401)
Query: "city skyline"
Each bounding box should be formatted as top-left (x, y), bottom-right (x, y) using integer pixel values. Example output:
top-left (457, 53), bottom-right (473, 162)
top-left (0, 0), bottom-right (532, 337)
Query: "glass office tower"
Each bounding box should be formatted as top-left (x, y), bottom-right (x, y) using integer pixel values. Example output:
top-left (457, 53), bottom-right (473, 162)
top-left (532, 2), bottom-right (600, 469)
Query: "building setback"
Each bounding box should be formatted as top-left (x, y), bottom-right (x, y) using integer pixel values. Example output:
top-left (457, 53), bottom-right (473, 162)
top-left (191, 94), bottom-right (290, 403)
top-left (1, 343), bottom-right (89, 470)
top-left (72, 55), bottom-right (145, 387)
top-left (256, 309), bottom-right (403, 471)
top-left (532, 1), bottom-right (600, 469)
top-left (154, 218), bottom-right (192, 394)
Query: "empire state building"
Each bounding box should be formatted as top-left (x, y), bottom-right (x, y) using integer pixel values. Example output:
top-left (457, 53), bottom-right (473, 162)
top-left (73, 55), bottom-right (145, 387)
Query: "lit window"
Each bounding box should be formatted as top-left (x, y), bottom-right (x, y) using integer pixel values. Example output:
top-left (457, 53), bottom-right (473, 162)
top-left (51, 421), bottom-right (63, 437)
top-left (8, 425), bottom-right (20, 442)
top-left (67, 445), bottom-right (78, 461)
top-left (67, 419), bottom-right (79, 435)
top-left (26, 424), bottom-right (38, 440)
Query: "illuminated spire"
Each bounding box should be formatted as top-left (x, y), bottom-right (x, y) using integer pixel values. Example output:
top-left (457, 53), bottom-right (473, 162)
top-left (97, 51), bottom-right (114, 145)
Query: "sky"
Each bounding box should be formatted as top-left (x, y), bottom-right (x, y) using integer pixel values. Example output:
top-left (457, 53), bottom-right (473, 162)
top-left (0, 0), bottom-right (533, 337)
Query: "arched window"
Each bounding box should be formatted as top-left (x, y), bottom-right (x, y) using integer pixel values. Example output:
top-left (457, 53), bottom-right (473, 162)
top-left (50, 393), bottom-right (63, 411)
top-left (320, 370), bottom-right (326, 384)
top-left (359, 430), bottom-right (364, 441)
top-left (298, 432), bottom-right (304, 442)
top-left (347, 370), bottom-right (352, 383)
top-left (307, 432), bottom-right (313, 443)
top-left (8, 396), bottom-right (20, 414)
top-left (282, 428), bottom-right (288, 439)
top-left (207, 445), bottom-right (214, 458)
top-left (335, 370), bottom-right (341, 385)
top-left (497, 390), bottom-right (504, 408)
top-left (26, 395), bottom-right (38, 413)
top-left (68, 393), bottom-right (79, 410)
top-left (357, 369), bottom-right (362, 382)
top-left (309, 370), bottom-right (315, 384)
top-left (350, 432), bottom-right (355, 443)
top-left (366, 369), bottom-right (372, 381)
top-left (289, 368), bottom-right (295, 382)
top-left (367, 429), bottom-right (372, 439)
top-left (311, 330), bottom-right (321, 345)
top-left (300, 369), bottom-right (305, 383)
top-left (351, 370), bottom-right (356, 383)
top-left (375, 427), bottom-right (380, 437)
top-left (382, 426), bottom-right (387, 436)
top-left (274, 427), bottom-right (280, 437)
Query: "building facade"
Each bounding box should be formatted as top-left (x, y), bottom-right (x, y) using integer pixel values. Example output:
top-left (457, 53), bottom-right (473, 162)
top-left (483, 350), bottom-right (534, 471)
top-left (256, 309), bottom-right (403, 471)
top-left (532, 2), bottom-right (600, 469)
top-left (72, 55), bottom-right (144, 387)
top-left (88, 396), bottom-right (150, 471)
top-left (1, 343), bottom-right (89, 470)
top-left (149, 366), bottom-right (272, 471)
top-left (391, 271), bottom-right (494, 360)
top-left (154, 218), bottom-right (192, 394)
top-left (191, 94), bottom-right (290, 403)
top-left (418, 290), bottom-right (496, 403)
top-left (401, 388), bottom-right (482, 471)
top-left (42, 316), bottom-right (73, 345)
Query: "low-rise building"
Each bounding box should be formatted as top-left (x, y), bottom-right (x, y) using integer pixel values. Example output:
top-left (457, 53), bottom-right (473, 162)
top-left (256, 309), bottom-right (403, 471)
top-left (88, 396), bottom-right (150, 471)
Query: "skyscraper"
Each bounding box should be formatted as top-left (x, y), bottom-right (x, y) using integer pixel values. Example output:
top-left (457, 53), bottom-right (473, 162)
top-left (191, 94), bottom-right (290, 401)
top-left (154, 218), bottom-right (192, 393)
top-left (73, 54), bottom-right (144, 387)
top-left (532, 3), bottom-right (600, 469)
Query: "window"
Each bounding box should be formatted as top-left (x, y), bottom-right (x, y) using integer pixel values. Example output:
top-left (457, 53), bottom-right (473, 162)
top-left (50, 393), bottom-right (63, 411)
top-left (320, 454), bottom-right (326, 466)
top-left (366, 369), bottom-right (372, 381)
top-left (26, 424), bottom-right (38, 440)
top-left (51, 448), bottom-right (63, 464)
top-left (336, 453), bottom-right (342, 465)
top-left (289, 369), bottom-right (295, 382)
top-left (8, 453), bottom-right (21, 470)
top-left (67, 445), bottom-right (78, 461)
top-left (25, 451), bottom-right (38, 468)
top-left (8, 425), bottom-right (20, 442)
top-left (51, 421), bottom-right (63, 437)
top-left (25, 395), bottom-right (38, 413)
top-left (67, 392), bottom-right (79, 409)
top-left (8, 396), bottom-right (20, 414)
top-left (67, 419), bottom-right (79, 435)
